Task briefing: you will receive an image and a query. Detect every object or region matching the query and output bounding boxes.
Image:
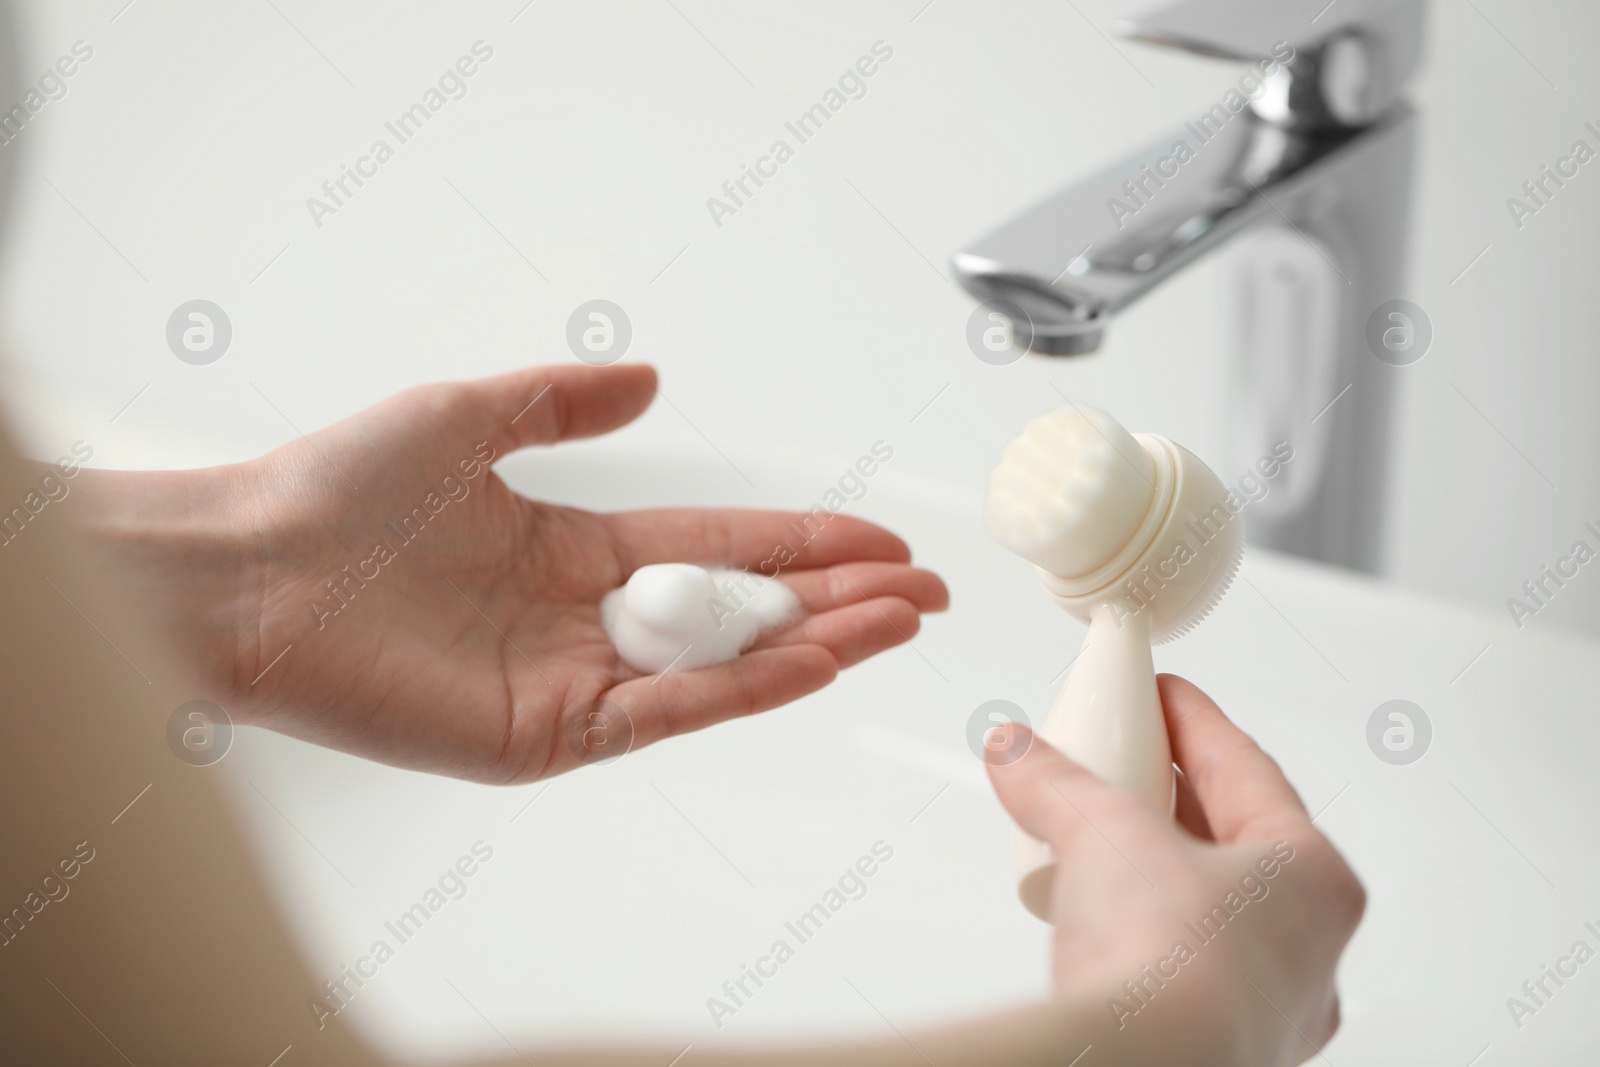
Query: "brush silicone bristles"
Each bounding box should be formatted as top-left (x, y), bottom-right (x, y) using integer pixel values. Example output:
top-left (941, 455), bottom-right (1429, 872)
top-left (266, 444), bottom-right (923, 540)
top-left (1154, 516), bottom-right (1242, 644)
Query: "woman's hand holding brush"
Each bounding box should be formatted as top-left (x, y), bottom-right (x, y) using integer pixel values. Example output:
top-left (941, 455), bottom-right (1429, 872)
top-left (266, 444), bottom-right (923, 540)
top-left (986, 674), bottom-right (1366, 1066)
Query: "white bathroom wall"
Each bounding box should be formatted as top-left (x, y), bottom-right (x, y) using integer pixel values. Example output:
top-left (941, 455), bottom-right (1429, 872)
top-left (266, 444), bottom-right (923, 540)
top-left (1, 0), bottom-right (1596, 636)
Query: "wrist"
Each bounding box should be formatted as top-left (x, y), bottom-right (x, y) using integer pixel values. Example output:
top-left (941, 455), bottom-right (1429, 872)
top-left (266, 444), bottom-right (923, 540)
top-left (1031, 942), bottom-right (1252, 1066)
top-left (70, 463), bottom-right (251, 575)
top-left (69, 462), bottom-right (266, 704)
top-left (876, 994), bottom-right (1241, 1067)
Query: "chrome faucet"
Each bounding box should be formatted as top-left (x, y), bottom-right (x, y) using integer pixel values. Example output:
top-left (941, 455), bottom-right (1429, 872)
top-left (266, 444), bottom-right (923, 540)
top-left (954, 0), bottom-right (1426, 572)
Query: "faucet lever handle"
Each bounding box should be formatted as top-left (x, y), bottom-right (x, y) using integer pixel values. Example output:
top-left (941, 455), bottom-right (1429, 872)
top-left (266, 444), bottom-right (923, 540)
top-left (1115, 0), bottom-right (1425, 128)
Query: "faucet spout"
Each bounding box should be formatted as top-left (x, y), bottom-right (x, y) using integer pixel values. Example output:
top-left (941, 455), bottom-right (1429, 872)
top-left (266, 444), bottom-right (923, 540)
top-left (953, 266), bottom-right (1109, 356)
top-left (952, 112), bottom-right (1379, 355)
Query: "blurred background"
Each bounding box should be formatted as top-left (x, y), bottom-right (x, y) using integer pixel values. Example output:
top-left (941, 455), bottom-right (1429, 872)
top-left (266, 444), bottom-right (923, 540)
top-left (1, 0), bottom-right (1596, 634)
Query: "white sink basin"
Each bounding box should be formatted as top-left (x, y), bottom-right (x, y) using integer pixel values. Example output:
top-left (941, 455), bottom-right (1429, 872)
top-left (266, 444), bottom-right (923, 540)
top-left (218, 438), bottom-right (1599, 1065)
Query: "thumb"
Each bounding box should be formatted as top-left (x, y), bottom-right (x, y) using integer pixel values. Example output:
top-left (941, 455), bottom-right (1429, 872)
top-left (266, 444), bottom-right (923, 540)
top-left (985, 723), bottom-right (1157, 855)
top-left (461, 362), bottom-right (658, 455)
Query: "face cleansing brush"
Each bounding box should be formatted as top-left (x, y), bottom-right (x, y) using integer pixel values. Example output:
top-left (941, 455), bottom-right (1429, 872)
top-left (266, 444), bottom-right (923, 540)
top-left (985, 403), bottom-right (1243, 920)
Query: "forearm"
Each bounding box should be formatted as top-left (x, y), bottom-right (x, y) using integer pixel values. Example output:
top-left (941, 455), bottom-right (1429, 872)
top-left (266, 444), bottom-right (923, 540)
top-left (450, 995), bottom-right (1229, 1067)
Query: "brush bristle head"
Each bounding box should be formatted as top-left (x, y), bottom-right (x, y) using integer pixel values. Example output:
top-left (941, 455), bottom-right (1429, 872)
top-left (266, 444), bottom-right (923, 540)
top-left (985, 404), bottom-right (1157, 579)
top-left (987, 404), bottom-right (1243, 640)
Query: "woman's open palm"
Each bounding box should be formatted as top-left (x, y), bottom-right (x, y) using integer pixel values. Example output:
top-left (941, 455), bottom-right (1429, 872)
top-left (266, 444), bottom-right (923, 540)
top-left (178, 364), bottom-right (946, 781)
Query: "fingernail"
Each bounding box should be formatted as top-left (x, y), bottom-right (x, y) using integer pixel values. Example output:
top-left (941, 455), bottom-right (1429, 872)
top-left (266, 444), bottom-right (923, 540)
top-left (981, 722), bottom-right (1033, 766)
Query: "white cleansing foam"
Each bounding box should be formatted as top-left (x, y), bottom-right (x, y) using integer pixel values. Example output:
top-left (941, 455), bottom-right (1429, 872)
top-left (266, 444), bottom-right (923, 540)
top-left (601, 563), bottom-right (801, 674)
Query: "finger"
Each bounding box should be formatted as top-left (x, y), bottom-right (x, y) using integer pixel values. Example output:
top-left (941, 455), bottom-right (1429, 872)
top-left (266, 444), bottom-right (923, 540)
top-left (603, 509), bottom-right (912, 575)
top-left (464, 363), bottom-right (659, 453)
top-left (779, 562), bottom-right (949, 614)
top-left (985, 724), bottom-right (1160, 857)
top-left (611, 645), bottom-right (838, 746)
top-left (1158, 674), bottom-right (1310, 843)
top-left (1173, 766), bottom-right (1214, 842)
top-left (755, 595), bottom-right (920, 669)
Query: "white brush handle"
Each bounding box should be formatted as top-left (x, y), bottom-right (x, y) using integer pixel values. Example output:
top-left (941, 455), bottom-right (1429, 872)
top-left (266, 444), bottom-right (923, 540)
top-left (1014, 601), bottom-right (1175, 920)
